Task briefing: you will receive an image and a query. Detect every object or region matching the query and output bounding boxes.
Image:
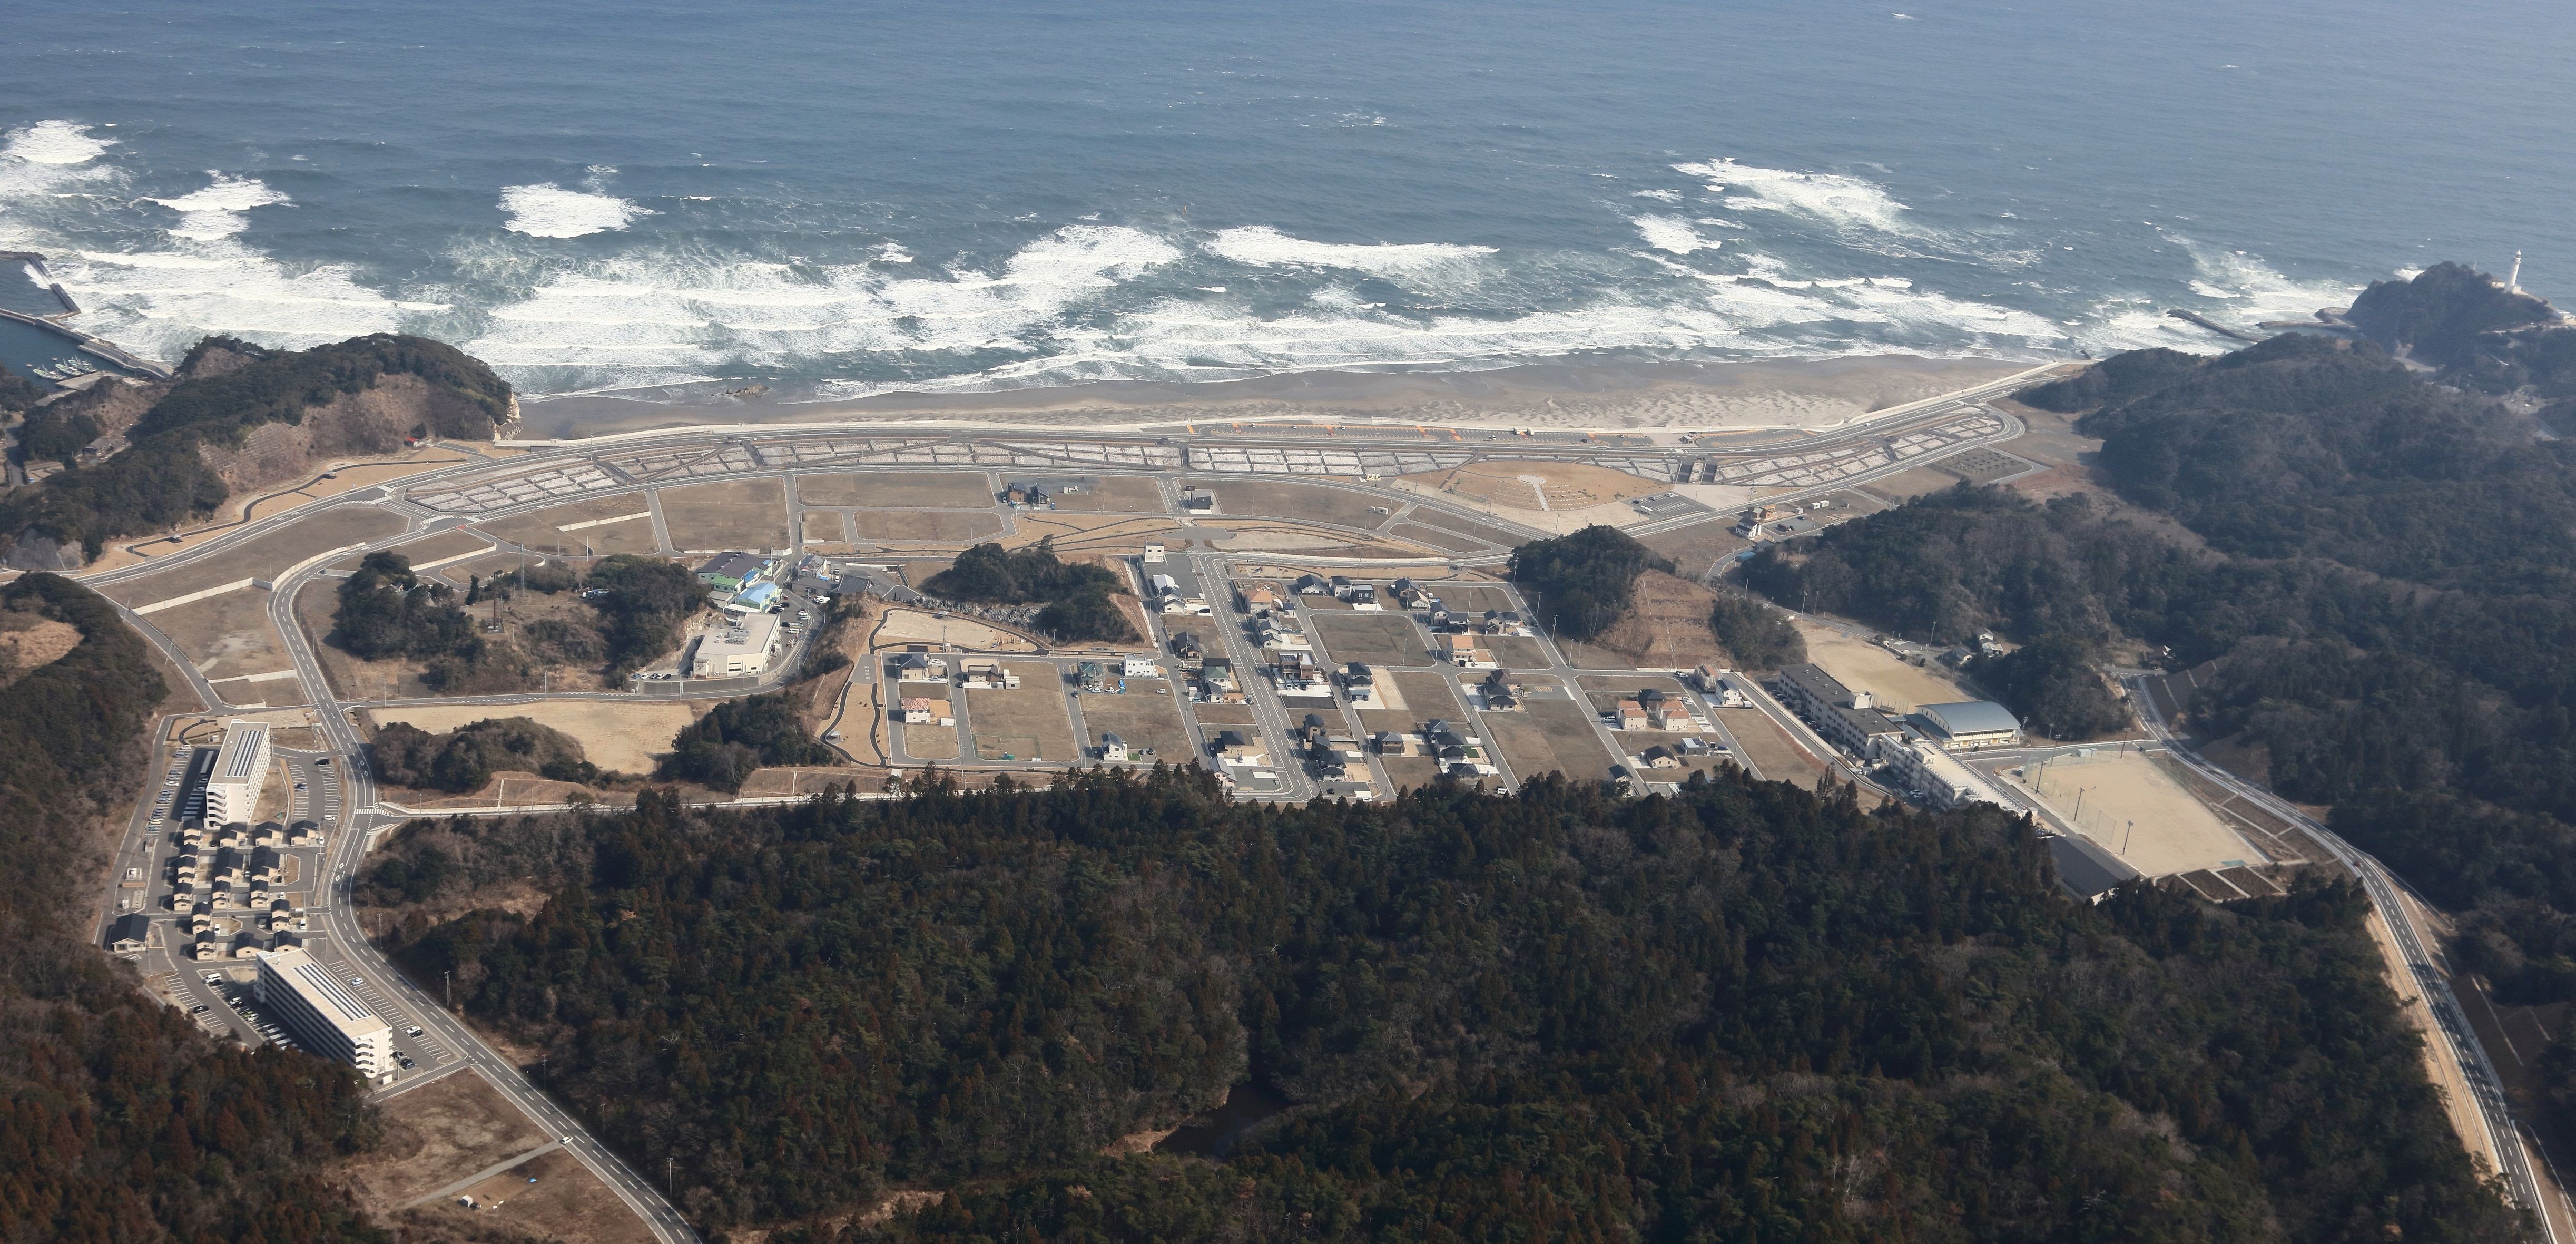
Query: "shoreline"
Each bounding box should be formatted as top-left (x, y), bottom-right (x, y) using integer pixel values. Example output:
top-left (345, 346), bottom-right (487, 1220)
top-left (511, 353), bottom-right (2046, 441)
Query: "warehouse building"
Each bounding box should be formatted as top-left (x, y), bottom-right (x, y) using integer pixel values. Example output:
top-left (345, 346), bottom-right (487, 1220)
top-left (1914, 701), bottom-right (2024, 751)
top-left (203, 721), bottom-right (272, 826)
top-left (689, 613), bottom-right (782, 677)
top-left (253, 946), bottom-right (392, 1074)
top-left (695, 552), bottom-right (772, 593)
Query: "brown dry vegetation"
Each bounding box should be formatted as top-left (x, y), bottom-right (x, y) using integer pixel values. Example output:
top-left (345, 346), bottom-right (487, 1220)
top-left (1594, 570), bottom-right (1726, 671)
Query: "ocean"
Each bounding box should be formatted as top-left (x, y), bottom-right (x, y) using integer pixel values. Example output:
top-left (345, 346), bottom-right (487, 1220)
top-left (2, 0), bottom-right (2569, 399)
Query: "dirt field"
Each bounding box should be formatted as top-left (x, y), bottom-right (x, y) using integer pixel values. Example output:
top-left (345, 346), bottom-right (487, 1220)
top-left (0, 615), bottom-right (79, 680)
top-left (342, 1069), bottom-right (552, 1208)
top-left (1311, 613), bottom-right (1429, 668)
top-left (1716, 708), bottom-right (1829, 787)
top-left (1795, 622), bottom-right (1973, 715)
top-left (850, 510), bottom-right (1006, 542)
top-left (1483, 693), bottom-right (1619, 782)
top-left (1050, 475), bottom-right (1168, 512)
top-left (387, 528), bottom-right (496, 568)
top-left (1191, 704), bottom-right (1259, 728)
top-left (872, 608), bottom-right (1040, 653)
top-left (407, 1147), bottom-right (656, 1244)
top-left (1387, 523), bottom-right (1487, 553)
top-left (1597, 571), bottom-right (1727, 671)
top-left (797, 470), bottom-right (990, 507)
top-left (1861, 465), bottom-right (1968, 502)
top-left (1377, 755), bottom-right (1446, 791)
top-left (1484, 635), bottom-right (1556, 669)
top-left (964, 662), bottom-right (1078, 763)
top-left (476, 495), bottom-right (661, 557)
top-left (1405, 460), bottom-right (1660, 512)
top-left (1389, 671), bottom-right (1464, 720)
top-left (658, 478), bottom-right (790, 552)
top-left (1181, 478), bottom-right (1392, 530)
top-left (1077, 690), bottom-right (1195, 763)
top-left (368, 700), bottom-right (702, 773)
top-left (106, 507), bottom-right (410, 608)
top-left (2013, 750), bottom-right (2258, 877)
top-left (801, 511), bottom-right (852, 545)
top-left (146, 590), bottom-right (290, 681)
top-left (1639, 518), bottom-right (1753, 583)
top-left (1400, 506), bottom-right (1529, 547)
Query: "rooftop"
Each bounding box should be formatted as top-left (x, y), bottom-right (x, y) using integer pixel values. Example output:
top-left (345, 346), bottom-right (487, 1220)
top-left (214, 722), bottom-right (270, 781)
top-left (260, 946), bottom-right (389, 1040)
top-left (1918, 700), bottom-right (2023, 739)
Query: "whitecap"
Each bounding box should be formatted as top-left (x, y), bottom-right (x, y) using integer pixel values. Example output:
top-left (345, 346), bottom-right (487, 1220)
top-left (151, 174), bottom-right (291, 241)
top-left (1631, 189), bottom-right (1683, 202)
top-left (1674, 158), bottom-right (1936, 241)
top-left (4, 120), bottom-right (115, 165)
top-left (498, 183), bottom-right (651, 238)
top-left (1205, 225), bottom-right (1495, 279)
top-left (47, 239), bottom-right (442, 363)
top-left (1633, 216), bottom-right (1720, 255)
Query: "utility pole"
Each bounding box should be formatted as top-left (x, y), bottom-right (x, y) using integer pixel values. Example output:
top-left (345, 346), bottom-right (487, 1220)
top-left (445, 969), bottom-right (452, 1011)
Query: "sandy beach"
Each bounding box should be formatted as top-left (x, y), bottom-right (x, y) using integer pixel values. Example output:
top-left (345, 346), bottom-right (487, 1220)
top-left (512, 354), bottom-right (2038, 441)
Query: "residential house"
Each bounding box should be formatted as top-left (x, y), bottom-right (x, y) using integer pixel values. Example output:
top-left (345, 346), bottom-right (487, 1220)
top-left (1240, 584), bottom-right (1285, 612)
top-left (959, 659), bottom-right (1020, 690)
top-left (1613, 699), bottom-right (1650, 732)
top-left (1294, 573), bottom-right (1332, 596)
top-left (1342, 662), bottom-right (1380, 706)
top-left (896, 698), bottom-right (939, 724)
top-left (1122, 657), bottom-right (1161, 679)
top-left (1445, 634), bottom-right (1498, 669)
top-left (1099, 732), bottom-right (1129, 763)
top-left (1078, 661), bottom-right (1112, 693)
top-left (1346, 585), bottom-right (1381, 611)
top-left (1212, 730), bottom-right (1266, 765)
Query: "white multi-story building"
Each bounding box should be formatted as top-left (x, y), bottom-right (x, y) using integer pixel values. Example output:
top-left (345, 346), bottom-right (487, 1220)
top-left (690, 613), bottom-right (782, 678)
top-left (204, 721), bottom-right (271, 825)
top-left (253, 946), bottom-right (392, 1075)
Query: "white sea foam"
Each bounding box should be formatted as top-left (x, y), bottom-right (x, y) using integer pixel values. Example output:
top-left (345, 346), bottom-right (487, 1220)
top-left (1205, 226), bottom-right (1495, 279)
top-left (47, 240), bottom-right (442, 361)
top-left (1631, 189), bottom-right (1682, 202)
top-left (498, 183), bottom-right (651, 237)
top-left (151, 174), bottom-right (290, 241)
top-left (4, 120), bottom-right (114, 165)
top-left (1633, 216), bottom-right (1719, 254)
top-left (1673, 158), bottom-right (1934, 241)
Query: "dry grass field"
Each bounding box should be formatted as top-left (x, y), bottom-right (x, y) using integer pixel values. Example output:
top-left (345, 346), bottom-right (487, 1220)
top-left (900, 720), bottom-right (961, 761)
top-left (1191, 704), bottom-right (1260, 728)
top-left (1715, 708), bottom-right (1828, 787)
top-left (368, 700), bottom-right (701, 773)
top-left (1638, 518), bottom-right (1753, 583)
top-left (801, 510), bottom-right (853, 546)
top-left (1389, 671), bottom-right (1464, 720)
top-left (1377, 756), bottom-right (1446, 791)
top-left (872, 608), bottom-right (1040, 652)
top-left (1597, 571), bottom-right (1727, 671)
top-left (385, 528), bottom-right (494, 567)
top-left (1428, 583), bottom-right (1518, 613)
top-left (851, 510), bottom-right (1005, 542)
top-left (1482, 693), bottom-right (1618, 782)
top-left (1406, 461), bottom-right (1660, 512)
top-left (2013, 751), bottom-right (2258, 877)
top-left (1181, 478), bottom-right (1392, 529)
top-left (1611, 731), bottom-right (1735, 780)
top-left (1311, 613), bottom-right (1429, 668)
top-left (1400, 506), bottom-right (1530, 547)
top-left (1050, 476), bottom-right (1167, 512)
top-left (964, 661), bottom-right (1078, 763)
top-left (147, 590), bottom-right (290, 681)
top-left (1484, 635), bottom-right (1556, 669)
top-left (1795, 622), bottom-right (1973, 716)
top-left (106, 508), bottom-right (408, 608)
top-left (476, 495), bottom-right (660, 557)
top-left (1077, 690), bottom-right (1195, 762)
top-left (797, 471), bottom-right (989, 507)
top-left (341, 1070), bottom-right (550, 1208)
top-left (1387, 523), bottom-right (1487, 553)
top-left (658, 478), bottom-right (790, 552)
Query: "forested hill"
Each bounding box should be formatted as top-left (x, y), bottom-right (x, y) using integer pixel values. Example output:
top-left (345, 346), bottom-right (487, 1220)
top-left (368, 768), bottom-right (2515, 1240)
top-left (1751, 313), bottom-right (2576, 1142)
top-left (0, 575), bottom-right (385, 1242)
top-left (2, 333), bottom-right (514, 564)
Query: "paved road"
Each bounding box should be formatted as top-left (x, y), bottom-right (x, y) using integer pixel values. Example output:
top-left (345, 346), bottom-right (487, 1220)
top-left (2126, 675), bottom-right (2559, 1243)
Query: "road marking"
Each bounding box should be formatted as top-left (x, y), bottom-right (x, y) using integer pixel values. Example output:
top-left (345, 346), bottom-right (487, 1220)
top-left (408, 543), bottom-right (500, 571)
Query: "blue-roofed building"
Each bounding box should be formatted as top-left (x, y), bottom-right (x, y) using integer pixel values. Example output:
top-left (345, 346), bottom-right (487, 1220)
top-left (726, 581), bottom-right (784, 613)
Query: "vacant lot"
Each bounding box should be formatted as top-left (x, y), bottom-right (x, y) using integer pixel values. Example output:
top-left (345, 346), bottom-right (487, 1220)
top-left (1078, 690), bottom-right (1195, 763)
top-left (1715, 708), bottom-right (1828, 788)
top-left (1639, 518), bottom-right (1753, 582)
top-left (1389, 670), bottom-right (1463, 721)
top-left (1796, 622), bottom-right (1973, 716)
top-left (801, 511), bottom-right (852, 546)
top-left (107, 507), bottom-right (409, 608)
top-left (1377, 756), bottom-right (1446, 791)
top-left (2018, 751), bottom-right (2258, 877)
top-left (658, 478), bottom-right (790, 552)
top-left (343, 1069), bottom-right (550, 1208)
top-left (1312, 613), bottom-right (1429, 668)
top-left (873, 608), bottom-right (1040, 653)
top-left (1862, 465), bottom-right (1968, 502)
top-left (1483, 694), bottom-right (1618, 783)
top-left (295, 580), bottom-right (431, 700)
top-left (1408, 461), bottom-right (1659, 512)
top-left (477, 495), bottom-right (660, 557)
top-left (1051, 476), bottom-right (1167, 512)
top-left (385, 528), bottom-right (494, 568)
top-left (1611, 731), bottom-right (1736, 781)
top-left (899, 720), bottom-right (960, 761)
top-left (1387, 523), bottom-right (1487, 553)
top-left (414, 1147), bottom-right (655, 1244)
top-left (1484, 635), bottom-right (1556, 669)
top-left (1428, 583), bottom-right (1518, 614)
top-left (368, 700), bottom-right (702, 774)
top-left (1190, 703), bottom-right (1259, 728)
top-left (1182, 478), bottom-right (1391, 530)
top-left (798, 471), bottom-right (989, 507)
top-left (851, 510), bottom-right (1005, 542)
top-left (148, 590), bottom-right (289, 681)
top-left (1579, 673), bottom-right (1690, 699)
top-left (963, 661), bottom-right (1078, 763)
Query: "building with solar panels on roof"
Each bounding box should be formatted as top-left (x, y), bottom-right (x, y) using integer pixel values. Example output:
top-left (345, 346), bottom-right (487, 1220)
top-left (254, 945), bottom-right (392, 1074)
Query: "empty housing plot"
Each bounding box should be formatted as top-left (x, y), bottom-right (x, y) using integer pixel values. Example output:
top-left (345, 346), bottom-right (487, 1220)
top-left (384, 528), bottom-right (493, 569)
top-left (1484, 636), bottom-right (1556, 669)
top-left (1183, 478), bottom-right (1392, 529)
top-left (1483, 696), bottom-right (1619, 783)
top-left (148, 591), bottom-right (292, 682)
top-left (369, 701), bottom-right (701, 775)
top-left (427, 1147), bottom-right (656, 1244)
top-left (963, 662), bottom-right (1079, 763)
top-left (1312, 613), bottom-right (1430, 668)
top-left (1401, 506), bottom-right (1529, 547)
top-left (658, 478), bottom-right (791, 552)
top-left (107, 507), bottom-right (409, 609)
top-left (1715, 709), bottom-right (1828, 787)
top-left (1078, 691), bottom-right (1195, 762)
top-left (342, 1069), bottom-right (552, 1208)
top-left (1430, 583), bottom-right (1520, 614)
top-left (850, 510), bottom-right (1006, 542)
top-left (478, 494), bottom-right (661, 556)
top-left (801, 511), bottom-right (854, 545)
top-left (1049, 475), bottom-right (1167, 512)
top-left (797, 470), bottom-right (990, 507)
top-left (1389, 670), bottom-right (1466, 720)
top-left (1388, 524), bottom-right (1487, 553)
